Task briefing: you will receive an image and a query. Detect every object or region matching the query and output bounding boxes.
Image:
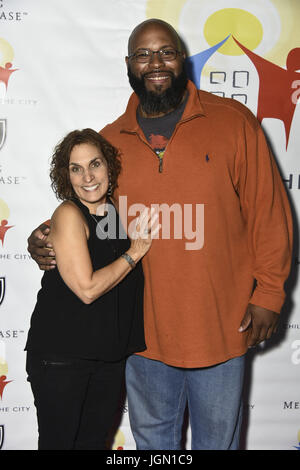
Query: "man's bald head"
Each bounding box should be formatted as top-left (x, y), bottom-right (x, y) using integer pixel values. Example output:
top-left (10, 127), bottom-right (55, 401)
top-left (127, 19), bottom-right (183, 55)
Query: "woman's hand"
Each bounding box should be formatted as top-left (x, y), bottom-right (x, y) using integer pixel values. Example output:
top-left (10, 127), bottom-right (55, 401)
top-left (127, 207), bottom-right (160, 263)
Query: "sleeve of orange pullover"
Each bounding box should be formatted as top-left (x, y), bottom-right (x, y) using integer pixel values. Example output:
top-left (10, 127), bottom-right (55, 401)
top-left (236, 114), bottom-right (293, 313)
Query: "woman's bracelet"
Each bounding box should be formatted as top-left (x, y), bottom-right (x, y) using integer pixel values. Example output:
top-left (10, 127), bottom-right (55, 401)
top-left (121, 253), bottom-right (136, 270)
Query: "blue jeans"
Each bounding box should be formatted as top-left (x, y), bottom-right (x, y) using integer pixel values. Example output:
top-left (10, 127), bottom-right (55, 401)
top-left (125, 354), bottom-right (245, 450)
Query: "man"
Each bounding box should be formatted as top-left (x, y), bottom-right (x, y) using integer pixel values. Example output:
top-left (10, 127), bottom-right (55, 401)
top-left (28, 19), bottom-right (293, 450)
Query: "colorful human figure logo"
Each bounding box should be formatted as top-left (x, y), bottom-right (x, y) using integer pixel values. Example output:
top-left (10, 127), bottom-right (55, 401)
top-left (0, 375), bottom-right (12, 400)
top-left (0, 220), bottom-right (13, 246)
top-left (233, 38), bottom-right (300, 149)
top-left (0, 38), bottom-right (18, 92)
top-left (0, 199), bottom-right (14, 246)
top-left (0, 357), bottom-right (12, 400)
top-left (0, 62), bottom-right (18, 90)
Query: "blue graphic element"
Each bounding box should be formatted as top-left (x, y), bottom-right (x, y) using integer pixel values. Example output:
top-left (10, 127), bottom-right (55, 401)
top-left (293, 442), bottom-right (300, 450)
top-left (186, 35), bottom-right (230, 89)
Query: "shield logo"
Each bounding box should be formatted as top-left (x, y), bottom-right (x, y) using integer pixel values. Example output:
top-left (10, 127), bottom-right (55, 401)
top-left (0, 424), bottom-right (4, 450)
top-left (0, 119), bottom-right (6, 151)
top-left (0, 278), bottom-right (5, 306)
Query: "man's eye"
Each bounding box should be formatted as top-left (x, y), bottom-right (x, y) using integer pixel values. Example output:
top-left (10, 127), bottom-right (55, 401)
top-left (136, 52), bottom-right (149, 58)
top-left (162, 49), bottom-right (176, 57)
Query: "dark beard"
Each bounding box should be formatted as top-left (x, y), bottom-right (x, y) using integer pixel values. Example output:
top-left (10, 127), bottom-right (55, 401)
top-left (127, 66), bottom-right (188, 116)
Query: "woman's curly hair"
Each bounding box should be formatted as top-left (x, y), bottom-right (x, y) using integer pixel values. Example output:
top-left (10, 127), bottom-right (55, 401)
top-left (50, 128), bottom-right (121, 201)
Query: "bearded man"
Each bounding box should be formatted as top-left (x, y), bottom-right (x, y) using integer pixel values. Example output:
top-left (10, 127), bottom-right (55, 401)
top-left (28, 19), bottom-right (292, 450)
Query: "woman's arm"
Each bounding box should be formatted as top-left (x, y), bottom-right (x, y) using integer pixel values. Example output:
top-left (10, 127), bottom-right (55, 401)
top-left (48, 201), bottom-right (157, 304)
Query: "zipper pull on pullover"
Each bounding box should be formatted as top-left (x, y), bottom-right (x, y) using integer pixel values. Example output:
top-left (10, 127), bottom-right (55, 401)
top-left (157, 151), bottom-right (164, 173)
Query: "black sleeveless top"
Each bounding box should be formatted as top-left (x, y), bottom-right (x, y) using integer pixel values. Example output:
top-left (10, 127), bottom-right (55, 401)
top-left (25, 198), bottom-right (146, 361)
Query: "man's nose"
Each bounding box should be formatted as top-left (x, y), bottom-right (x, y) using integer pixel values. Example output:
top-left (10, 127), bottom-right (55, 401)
top-left (149, 51), bottom-right (164, 67)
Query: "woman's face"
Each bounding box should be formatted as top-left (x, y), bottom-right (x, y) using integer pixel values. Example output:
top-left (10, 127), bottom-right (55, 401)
top-left (69, 143), bottom-right (109, 214)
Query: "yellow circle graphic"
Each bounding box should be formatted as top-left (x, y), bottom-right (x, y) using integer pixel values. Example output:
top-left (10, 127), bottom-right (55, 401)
top-left (0, 199), bottom-right (10, 221)
top-left (204, 8), bottom-right (263, 56)
top-left (0, 38), bottom-right (14, 67)
top-left (0, 360), bottom-right (8, 375)
top-left (146, 0), bottom-right (300, 65)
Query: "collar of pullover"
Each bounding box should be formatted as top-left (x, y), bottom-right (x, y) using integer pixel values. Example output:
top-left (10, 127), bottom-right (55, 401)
top-left (120, 79), bottom-right (206, 134)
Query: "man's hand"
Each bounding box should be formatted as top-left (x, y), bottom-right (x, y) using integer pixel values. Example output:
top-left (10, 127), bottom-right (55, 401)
top-left (27, 223), bottom-right (56, 271)
top-left (239, 303), bottom-right (279, 348)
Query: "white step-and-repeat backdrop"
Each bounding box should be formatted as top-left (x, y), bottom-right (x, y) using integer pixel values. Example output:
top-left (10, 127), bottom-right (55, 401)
top-left (0, 0), bottom-right (300, 450)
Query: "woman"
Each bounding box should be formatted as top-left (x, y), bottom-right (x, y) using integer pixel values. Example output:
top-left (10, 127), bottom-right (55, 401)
top-left (25, 128), bottom-right (158, 450)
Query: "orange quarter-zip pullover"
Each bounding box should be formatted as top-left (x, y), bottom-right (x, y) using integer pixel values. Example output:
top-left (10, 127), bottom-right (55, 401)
top-left (101, 80), bottom-right (293, 368)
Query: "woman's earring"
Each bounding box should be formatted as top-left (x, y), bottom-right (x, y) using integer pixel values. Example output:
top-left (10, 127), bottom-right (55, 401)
top-left (107, 179), bottom-right (112, 196)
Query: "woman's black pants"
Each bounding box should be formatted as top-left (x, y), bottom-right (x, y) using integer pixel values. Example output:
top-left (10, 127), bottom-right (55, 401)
top-left (26, 352), bottom-right (125, 450)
